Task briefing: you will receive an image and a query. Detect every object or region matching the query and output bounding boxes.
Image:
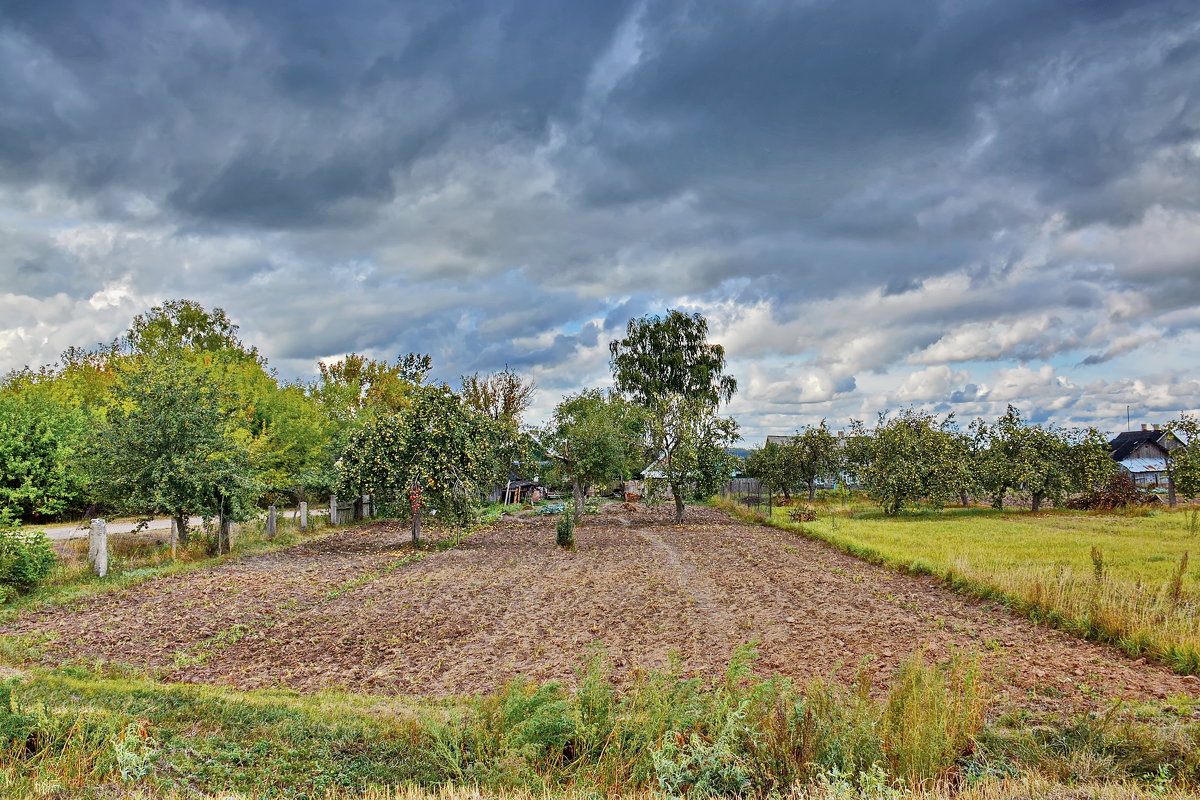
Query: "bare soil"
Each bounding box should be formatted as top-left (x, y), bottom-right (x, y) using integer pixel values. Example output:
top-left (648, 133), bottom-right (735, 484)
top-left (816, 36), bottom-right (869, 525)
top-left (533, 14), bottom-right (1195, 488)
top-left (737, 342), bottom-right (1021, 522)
top-left (7, 503), bottom-right (1198, 711)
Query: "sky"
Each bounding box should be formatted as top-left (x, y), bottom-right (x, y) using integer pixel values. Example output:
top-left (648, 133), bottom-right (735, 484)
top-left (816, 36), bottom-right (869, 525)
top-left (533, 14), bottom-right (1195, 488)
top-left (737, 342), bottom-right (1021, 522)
top-left (1, 0), bottom-right (1198, 443)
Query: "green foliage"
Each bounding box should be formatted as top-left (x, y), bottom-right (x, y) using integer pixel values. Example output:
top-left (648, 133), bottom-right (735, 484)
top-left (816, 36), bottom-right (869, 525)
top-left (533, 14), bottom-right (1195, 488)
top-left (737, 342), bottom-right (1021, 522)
top-left (461, 366), bottom-right (536, 426)
top-left (1166, 414), bottom-right (1200, 502)
top-left (0, 387), bottom-right (91, 520)
top-left (2, 299), bottom-right (344, 520)
top-left (0, 519), bottom-right (57, 601)
top-left (789, 420), bottom-right (844, 500)
top-left (315, 352), bottom-right (431, 424)
top-left (337, 384), bottom-right (501, 534)
top-left (848, 409), bottom-right (963, 516)
top-left (749, 421), bottom-right (846, 502)
top-left (972, 406), bottom-right (1106, 511)
top-left (609, 310), bottom-right (740, 523)
top-left (124, 299), bottom-right (252, 359)
top-left (0, 678), bottom-right (159, 792)
top-left (556, 511), bottom-right (575, 549)
top-left (90, 358), bottom-right (261, 525)
top-left (12, 646), bottom-right (1200, 797)
top-left (609, 309), bottom-right (737, 408)
top-left (745, 440), bottom-right (787, 499)
top-left (542, 389), bottom-right (645, 520)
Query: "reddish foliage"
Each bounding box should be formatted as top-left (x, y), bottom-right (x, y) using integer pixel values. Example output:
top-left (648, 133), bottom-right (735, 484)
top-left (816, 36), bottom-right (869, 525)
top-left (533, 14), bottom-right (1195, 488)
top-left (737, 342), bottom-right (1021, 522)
top-left (1066, 472), bottom-right (1151, 510)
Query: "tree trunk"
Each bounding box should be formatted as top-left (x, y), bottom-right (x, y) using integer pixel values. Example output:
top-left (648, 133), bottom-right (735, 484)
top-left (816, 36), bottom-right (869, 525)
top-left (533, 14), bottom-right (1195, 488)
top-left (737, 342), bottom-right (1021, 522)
top-left (173, 514), bottom-right (189, 546)
top-left (1031, 493), bottom-right (1042, 512)
top-left (807, 479), bottom-right (816, 502)
top-left (218, 516), bottom-right (231, 554)
top-left (959, 490), bottom-right (969, 508)
top-left (572, 478), bottom-right (585, 523)
top-left (411, 504), bottom-right (421, 545)
top-left (672, 484), bottom-right (685, 524)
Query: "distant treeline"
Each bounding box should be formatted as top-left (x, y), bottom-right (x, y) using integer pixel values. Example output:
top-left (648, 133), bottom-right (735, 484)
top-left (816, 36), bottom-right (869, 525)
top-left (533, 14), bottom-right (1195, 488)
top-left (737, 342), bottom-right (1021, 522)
top-left (746, 409), bottom-right (1200, 516)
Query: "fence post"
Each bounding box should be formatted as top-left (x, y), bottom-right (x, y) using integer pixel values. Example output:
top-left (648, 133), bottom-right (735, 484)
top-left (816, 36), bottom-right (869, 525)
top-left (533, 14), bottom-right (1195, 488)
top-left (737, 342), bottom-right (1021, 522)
top-left (169, 517), bottom-right (178, 559)
top-left (88, 518), bottom-right (108, 577)
top-left (365, 494), bottom-right (373, 518)
top-left (266, 505), bottom-right (277, 539)
top-left (299, 501), bottom-right (308, 531)
top-left (330, 494), bottom-right (337, 527)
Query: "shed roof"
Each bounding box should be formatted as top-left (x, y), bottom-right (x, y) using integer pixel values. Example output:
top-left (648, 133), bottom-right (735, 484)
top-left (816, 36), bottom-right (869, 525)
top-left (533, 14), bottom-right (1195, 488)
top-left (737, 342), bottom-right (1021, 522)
top-left (1119, 457), bottom-right (1168, 474)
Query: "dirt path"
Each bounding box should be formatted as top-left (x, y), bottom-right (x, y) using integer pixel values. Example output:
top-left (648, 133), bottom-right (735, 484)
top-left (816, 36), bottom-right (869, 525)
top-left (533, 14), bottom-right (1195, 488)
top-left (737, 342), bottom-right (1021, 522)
top-left (5, 505), bottom-right (1197, 712)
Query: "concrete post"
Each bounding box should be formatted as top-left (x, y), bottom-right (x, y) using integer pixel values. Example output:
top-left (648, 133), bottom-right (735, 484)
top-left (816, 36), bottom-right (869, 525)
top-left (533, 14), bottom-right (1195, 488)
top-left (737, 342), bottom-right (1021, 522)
top-left (266, 505), bottom-right (277, 539)
top-left (170, 517), bottom-right (178, 559)
top-left (330, 495), bottom-right (338, 526)
top-left (88, 518), bottom-right (108, 577)
top-left (299, 502), bottom-right (308, 531)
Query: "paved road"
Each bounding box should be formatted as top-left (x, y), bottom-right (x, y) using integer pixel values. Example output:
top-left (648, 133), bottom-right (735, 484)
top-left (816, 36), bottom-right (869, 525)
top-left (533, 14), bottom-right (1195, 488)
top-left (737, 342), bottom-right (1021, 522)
top-left (38, 516), bottom-right (205, 541)
top-left (36, 508), bottom-right (322, 541)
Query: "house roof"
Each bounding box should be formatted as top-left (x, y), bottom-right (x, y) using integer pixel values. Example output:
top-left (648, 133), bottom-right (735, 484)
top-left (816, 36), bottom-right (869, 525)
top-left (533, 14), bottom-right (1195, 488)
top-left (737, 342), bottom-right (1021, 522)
top-left (1119, 457), bottom-right (1168, 474)
top-left (1108, 430), bottom-right (1178, 461)
top-left (765, 435), bottom-right (793, 447)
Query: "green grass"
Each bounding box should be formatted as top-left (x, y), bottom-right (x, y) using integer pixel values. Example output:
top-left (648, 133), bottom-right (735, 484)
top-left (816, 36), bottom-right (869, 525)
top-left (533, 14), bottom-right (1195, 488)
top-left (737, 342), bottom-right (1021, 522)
top-left (722, 498), bottom-right (1200, 675)
top-left (1, 647), bottom-right (1197, 799)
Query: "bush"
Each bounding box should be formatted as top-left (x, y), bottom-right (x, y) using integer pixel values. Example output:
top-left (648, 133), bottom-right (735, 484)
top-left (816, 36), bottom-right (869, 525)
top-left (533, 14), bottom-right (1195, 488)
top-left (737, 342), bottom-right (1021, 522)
top-left (0, 515), bottom-right (56, 601)
top-left (790, 504), bottom-right (819, 522)
top-left (1066, 473), bottom-right (1149, 510)
top-left (556, 512), bottom-right (575, 549)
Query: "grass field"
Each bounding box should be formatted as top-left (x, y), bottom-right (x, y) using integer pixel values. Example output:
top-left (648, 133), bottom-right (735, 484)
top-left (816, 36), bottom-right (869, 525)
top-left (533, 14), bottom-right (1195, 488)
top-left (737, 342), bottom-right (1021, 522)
top-left (745, 499), bottom-right (1200, 675)
top-left (2, 650), bottom-right (1197, 799)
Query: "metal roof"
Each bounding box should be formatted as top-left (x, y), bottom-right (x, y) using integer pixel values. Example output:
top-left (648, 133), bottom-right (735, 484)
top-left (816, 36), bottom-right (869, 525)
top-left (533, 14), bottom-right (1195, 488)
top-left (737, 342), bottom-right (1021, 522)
top-left (1119, 457), bottom-right (1168, 474)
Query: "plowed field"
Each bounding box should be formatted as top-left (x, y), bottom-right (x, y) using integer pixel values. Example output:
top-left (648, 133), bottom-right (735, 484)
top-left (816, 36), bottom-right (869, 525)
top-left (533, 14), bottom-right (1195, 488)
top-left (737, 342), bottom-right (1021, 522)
top-left (7, 503), bottom-right (1197, 711)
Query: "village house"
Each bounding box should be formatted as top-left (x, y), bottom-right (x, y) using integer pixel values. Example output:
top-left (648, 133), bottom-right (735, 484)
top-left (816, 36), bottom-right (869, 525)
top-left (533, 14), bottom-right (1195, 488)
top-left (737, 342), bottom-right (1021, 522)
top-left (1107, 424), bottom-right (1186, 489)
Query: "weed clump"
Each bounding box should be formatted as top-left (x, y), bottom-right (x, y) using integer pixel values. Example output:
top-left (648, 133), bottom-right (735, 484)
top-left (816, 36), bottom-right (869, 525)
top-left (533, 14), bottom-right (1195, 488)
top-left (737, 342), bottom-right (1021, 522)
top-left (556, 511), bottom-right (575, 549)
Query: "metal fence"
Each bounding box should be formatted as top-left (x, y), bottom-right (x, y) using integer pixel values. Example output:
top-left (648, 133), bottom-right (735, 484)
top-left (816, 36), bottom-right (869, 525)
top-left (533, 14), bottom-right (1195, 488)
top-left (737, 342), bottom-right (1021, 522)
top-left (718, 477), bottom-right (772, 517)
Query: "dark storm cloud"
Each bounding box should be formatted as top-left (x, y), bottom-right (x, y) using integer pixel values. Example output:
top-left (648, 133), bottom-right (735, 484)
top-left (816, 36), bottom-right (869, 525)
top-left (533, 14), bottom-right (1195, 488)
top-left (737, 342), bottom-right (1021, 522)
top-left (2, 0), bottom-right (1199, 438)
top-left (0, 0), bottom-right (634, 227)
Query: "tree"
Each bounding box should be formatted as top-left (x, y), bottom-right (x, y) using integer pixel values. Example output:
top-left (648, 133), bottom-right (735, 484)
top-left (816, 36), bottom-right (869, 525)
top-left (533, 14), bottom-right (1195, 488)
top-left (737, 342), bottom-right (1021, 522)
top-left (461, 366), bottom-right (536, 425)
top-left (744, 441), bottom-right (787, 502)
top-left (1166, 414), bottom-right (1200, 507)
top-left (124, 299), bottom-right (257, 362)
top-left (850, 408), bottom-right (962, 515)
top-left (788, 421), bottom-right (843, 501)
top-left (541, 389), bottom-right (645, 522)
top-left (1063, 427), bottom-right (1118, 499)
top-left (975, 406), bottom-right (1079, 511)
top-left (610, 310), bottom-right (739, 523)
top-left (337, 384), bottom-right (499, 543)
top-left (315, 352), bottom-right (431, 422)
top-left (250, 382), bottom-right (337, 504)
top-left (90, 358), bottom-right (260, 545)
top-left (0, 386), bottom-right (90, 521)
top-left (462, 366), bottom-right (537, 483)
